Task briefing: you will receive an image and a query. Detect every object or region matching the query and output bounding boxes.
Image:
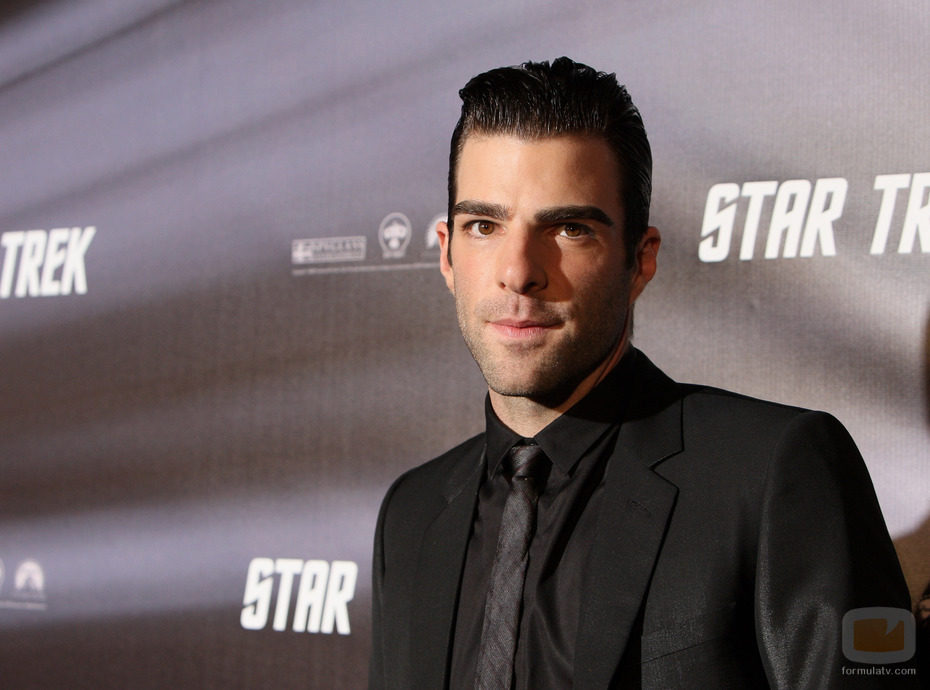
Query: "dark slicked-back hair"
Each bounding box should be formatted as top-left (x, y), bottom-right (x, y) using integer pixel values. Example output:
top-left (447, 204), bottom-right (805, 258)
top-left (447, 57), bottom-right (651, 265)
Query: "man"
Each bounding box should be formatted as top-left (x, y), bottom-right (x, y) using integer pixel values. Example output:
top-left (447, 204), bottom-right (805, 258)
top-left (369, 58), bottom-right (914, 688)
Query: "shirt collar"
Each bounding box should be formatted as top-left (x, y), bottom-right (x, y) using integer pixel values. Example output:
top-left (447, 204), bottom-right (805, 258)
top-left (483, 350), bottom-right (635, 478)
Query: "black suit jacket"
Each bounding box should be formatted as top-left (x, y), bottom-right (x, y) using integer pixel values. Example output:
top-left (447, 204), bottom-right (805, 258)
top-left (369, 351), bottom-right (914, 688)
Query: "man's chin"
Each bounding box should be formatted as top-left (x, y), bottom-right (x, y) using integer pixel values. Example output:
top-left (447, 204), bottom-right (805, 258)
top-left (485, 374), bottom-right (579, 407)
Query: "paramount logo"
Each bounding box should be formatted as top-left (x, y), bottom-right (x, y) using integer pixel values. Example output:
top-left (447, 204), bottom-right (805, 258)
top-left (291, 236), bottom-right (366, 265)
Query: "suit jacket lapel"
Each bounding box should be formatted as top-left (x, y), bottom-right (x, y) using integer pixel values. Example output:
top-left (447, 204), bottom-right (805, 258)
top-left (410, 438), bottom-right (485, 689)
top-left (574, 351), bottom-right (683, 689)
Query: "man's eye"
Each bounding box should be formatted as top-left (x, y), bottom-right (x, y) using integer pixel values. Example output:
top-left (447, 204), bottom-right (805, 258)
top-left (559, 224), bottom-right (590, 238)
top-left (466, 220), bottom-right (495, 235)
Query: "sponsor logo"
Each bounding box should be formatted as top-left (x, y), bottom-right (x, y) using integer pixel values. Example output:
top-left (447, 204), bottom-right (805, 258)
top-left (14, 559), bottom-right (45, 599)
top-left (291, 212), bottom-right (441, 275)
top-left (425, 214), bottom-right (445, 252)
top-left (292, 236), bottom-right (366, 265)
top-left (0, 558), bottom-right (47, 610)
top-left (842, 607), bottom-right (915, 664)
top-left (240, 558), bottom-right (357, 634)
top-left (700, 173), bottom-right (929, 261)
top-left (378, 212), bottom-right (412, 259)
top-left (1, 227), bottom-right (96, 297)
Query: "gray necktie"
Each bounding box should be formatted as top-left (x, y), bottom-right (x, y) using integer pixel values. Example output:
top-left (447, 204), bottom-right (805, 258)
top-left (475, 443), bottom-right (547, 690)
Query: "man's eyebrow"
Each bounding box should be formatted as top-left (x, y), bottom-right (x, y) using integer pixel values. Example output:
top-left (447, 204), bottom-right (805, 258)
top-left (534, 205), bottom-right (615, 227)
top-left (451, 200), bottom-right (510, 220)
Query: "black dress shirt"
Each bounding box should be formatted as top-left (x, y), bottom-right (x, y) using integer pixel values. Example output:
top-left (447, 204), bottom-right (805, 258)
top-left (449, 355), bottom-right (634, 690)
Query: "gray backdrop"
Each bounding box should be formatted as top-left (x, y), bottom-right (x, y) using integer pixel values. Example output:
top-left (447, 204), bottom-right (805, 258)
top-left (0, 0), bottom-right (927, 687)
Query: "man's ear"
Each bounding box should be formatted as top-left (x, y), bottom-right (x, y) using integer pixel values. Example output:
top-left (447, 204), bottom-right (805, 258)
top-left (629, 226), bottom-right (660, 303)
top-left (437, 220), bottom-right (455, 293)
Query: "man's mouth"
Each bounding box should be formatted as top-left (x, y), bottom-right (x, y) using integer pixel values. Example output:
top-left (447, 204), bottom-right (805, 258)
top-left (488, 318), bottom-right (560, 339)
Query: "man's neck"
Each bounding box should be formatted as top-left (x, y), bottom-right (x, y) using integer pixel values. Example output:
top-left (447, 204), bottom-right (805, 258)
top-left (489, 342), bottom-right (629, 437)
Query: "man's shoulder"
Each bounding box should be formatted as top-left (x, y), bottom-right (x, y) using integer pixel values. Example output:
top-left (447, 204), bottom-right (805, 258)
top-left (380, 433), bottom-right (485, 510)
top-left (678, 381), bottom-right (806, 418)
top-left (678, 381), bottom-right (842, 429)
top-left (666, 381), bottom-right (860, 471)
top-left (631, 350), bottom-right (844, 437)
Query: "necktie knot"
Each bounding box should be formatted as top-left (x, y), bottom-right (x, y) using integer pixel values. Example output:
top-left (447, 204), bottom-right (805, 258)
top-left (508, 443), bottom-right (546, 482)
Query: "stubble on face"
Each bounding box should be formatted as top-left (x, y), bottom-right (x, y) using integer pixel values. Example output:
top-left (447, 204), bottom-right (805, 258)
top-left (453, 278), bottom-right (631, 407)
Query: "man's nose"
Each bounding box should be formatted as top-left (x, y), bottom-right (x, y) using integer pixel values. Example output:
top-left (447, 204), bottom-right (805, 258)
top-left (495, 229), bottom-right (548, 294)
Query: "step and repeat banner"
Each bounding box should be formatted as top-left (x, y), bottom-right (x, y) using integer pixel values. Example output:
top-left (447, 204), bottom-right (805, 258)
top-left (0, 0), bottom-right (927, 687)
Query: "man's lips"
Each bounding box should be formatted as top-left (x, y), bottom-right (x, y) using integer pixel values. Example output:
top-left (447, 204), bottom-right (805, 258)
top-left (488, 318), bottom-right (560, 339)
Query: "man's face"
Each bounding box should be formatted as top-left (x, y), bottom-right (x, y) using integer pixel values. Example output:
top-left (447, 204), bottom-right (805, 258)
top-left (438, 134), bottom-right (658, 406)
